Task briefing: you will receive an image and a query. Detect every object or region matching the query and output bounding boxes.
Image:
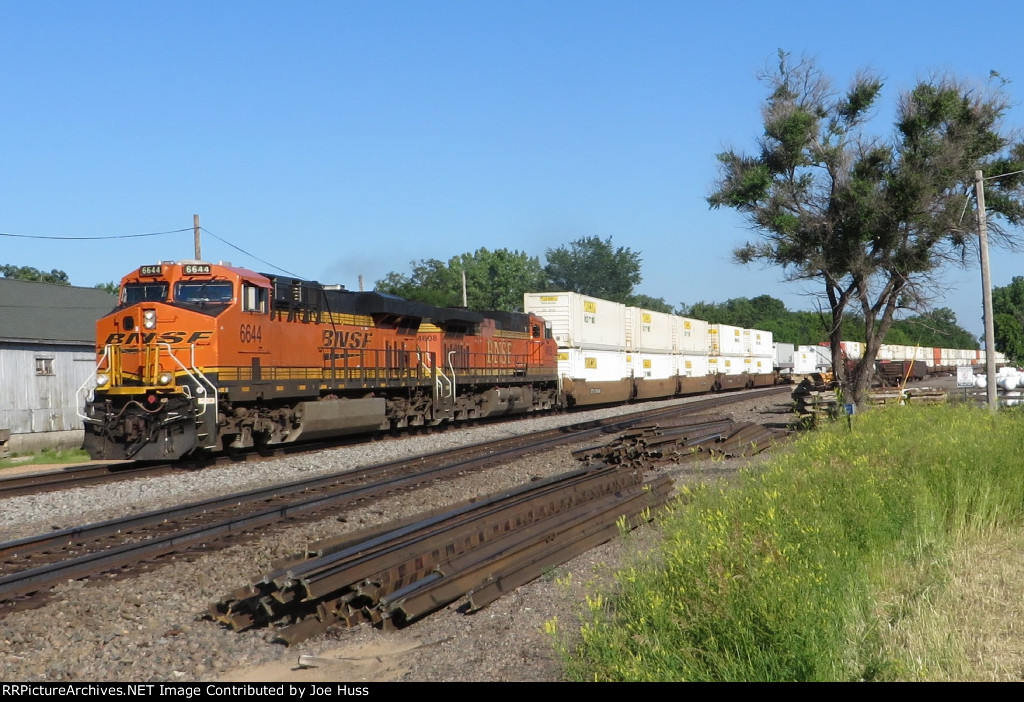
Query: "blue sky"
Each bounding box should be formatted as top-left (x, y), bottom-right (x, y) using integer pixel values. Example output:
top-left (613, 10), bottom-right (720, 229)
top-left (2, 1), bottom-right (1023, 340)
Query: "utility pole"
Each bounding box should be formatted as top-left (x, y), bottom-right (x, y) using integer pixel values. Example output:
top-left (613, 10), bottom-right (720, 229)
top-left (193, 214), bottom-right (201, 260)
top-left (974, 170), bottom-right (998, 411)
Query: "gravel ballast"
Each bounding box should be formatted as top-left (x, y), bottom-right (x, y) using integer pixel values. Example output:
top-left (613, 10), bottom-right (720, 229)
top-left (0, 391), bottom-right (794, 682)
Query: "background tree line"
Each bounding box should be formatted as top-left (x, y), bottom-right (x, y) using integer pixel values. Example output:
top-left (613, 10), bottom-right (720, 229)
top-left (372, 235), bottom-right (983, 350)
top-left (374, 235), bottom-right (676, 313)
top-left (680, 297), bottom-right (979, 350)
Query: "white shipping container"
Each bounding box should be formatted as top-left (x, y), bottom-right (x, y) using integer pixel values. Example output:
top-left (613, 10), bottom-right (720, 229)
top-left (774, 342), bottom-right (795, 369)
top-left (743, 328), bottom-right (774, 357)
top-left (794, 345), bottom-right (831, 374)
top-left (524, 292), bottom-right (627, 350)
top-left (708, 324), bottom-right (745, 356)
top-left (743, 356), bottom-right (775, 374)
top-left (674, 317), bottom-right (710, 354)
top-left (633, 352), bottom-right (674, 380)
top-left (708, 355), bottom-right (744, 376)
top-left (556, 348), bottom-right (630, 383)
top-left (626, 307), bottom-right (674, 353)
top-left (840, 341), bottom-right (864, 360)
top-left (674, 354), bottom-right (710, 378)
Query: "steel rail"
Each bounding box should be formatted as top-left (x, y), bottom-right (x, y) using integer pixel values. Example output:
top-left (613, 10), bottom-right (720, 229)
top-left (0, 387), bottom-right (787, 611)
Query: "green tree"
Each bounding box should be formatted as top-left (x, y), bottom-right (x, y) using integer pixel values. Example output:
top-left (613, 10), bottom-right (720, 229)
top-left (678, 295), bottom-right (832, 346)
top-left (0, 264), bottom-right (70, 285)
top-left (708, 51), bottom-right (1024, 403)
top-left (375, 248), bottom-right (546, 312)
top-left (544, 236), bottom-right (643, 303)
top-left (626, 293), bottom-right (673, 313)
top-left (890, 308), bottom-right (979, 350)
top-left (992, 276), bottom-right (1024, 363)
top-left (94, 281), bottom-right (120, 295)
top-left (376, 258), bottom-right (461, 308)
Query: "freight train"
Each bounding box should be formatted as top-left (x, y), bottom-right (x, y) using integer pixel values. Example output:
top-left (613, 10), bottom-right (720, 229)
top-left (81, 260), bottom-right (999, 462)
top-left (80, 263), bottom-right (782, 461)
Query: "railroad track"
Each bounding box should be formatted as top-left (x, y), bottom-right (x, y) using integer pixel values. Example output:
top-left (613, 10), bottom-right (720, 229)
top-left (0, 460), bottom-right (178, 497)
top-left (0, 387), bottom-right (789, 616)
top-left (0, 386), bottom-right (790, 499)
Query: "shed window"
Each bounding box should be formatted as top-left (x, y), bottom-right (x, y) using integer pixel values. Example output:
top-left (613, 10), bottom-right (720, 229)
top-left (35, 358), bottom-right (54, 376)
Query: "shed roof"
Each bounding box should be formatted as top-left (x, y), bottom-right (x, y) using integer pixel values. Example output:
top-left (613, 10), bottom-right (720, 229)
top-left (0, 278), bottom-right (115, 345)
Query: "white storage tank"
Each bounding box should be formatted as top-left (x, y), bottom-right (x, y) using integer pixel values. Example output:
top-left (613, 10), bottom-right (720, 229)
top-left (708, 324), bottom-right (745, 356)
top-left (626, 307), bottom-right (674, 353)
top-left (675, 317), bottom-right (710, 354)
top-left (524, 292), bottom-right (627, 350)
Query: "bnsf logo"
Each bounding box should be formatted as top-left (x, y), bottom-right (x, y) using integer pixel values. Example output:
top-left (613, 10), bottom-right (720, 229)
top-left (103, 331), bottom-right (214, 344)
top-left (486, 340), bottom-right (513, 364)
top-left (322, 330), bottom-right (373, 348)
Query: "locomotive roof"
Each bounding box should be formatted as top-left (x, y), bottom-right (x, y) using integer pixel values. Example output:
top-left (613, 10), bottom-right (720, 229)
top-left (259, 271), bottom-right (531, 330)
top-left (327, 288), bottom-right (486, 327)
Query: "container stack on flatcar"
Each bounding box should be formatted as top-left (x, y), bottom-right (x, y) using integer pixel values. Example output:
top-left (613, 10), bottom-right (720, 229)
top-left (523, 292), bottom-right (777, 407)
top-left (819, 341), bottom-right (1006, 378)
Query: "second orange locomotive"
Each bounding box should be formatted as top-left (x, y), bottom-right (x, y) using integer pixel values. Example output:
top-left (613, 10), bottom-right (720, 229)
top-left (83, 260), bottom-right (561, 460)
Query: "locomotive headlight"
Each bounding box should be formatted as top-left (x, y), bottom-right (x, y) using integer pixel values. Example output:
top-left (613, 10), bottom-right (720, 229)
top-left (143, 309), bottom-right (157, 329)
top-left (157, 372), bottom-right (174, 386)
top-left (95, 373), bottom-right (110, 387)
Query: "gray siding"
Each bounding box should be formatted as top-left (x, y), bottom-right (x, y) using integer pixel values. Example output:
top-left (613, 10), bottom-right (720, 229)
top-left (0, 345), bottom-right (96, 434)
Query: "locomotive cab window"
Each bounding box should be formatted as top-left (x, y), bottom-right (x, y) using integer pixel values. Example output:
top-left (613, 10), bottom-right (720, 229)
top-left (242, 283), bottom-right (268, 313)
top-left (175, 280), bottom-right (234, 304)
top-left (122, 282), bottom-right (169, 305)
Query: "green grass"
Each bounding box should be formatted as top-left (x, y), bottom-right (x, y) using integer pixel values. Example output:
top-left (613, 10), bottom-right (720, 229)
top-left (552, 403), bottom-right (1024, 681)
top-left (0, 447), bottom-right (91, 470)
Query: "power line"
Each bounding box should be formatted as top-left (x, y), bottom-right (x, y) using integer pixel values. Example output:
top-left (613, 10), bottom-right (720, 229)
top-left (0, 225), bottom-right (308, 280)
top-left (0, 228), bottom-right (191, 240)
top-left (200, 227), bottom-right (304, 278)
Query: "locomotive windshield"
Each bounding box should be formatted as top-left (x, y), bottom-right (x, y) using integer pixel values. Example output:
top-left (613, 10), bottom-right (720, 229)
top-left (175, 280), bottom-right (234, 304)
top-left (121, 282), bottom-right (169, 304)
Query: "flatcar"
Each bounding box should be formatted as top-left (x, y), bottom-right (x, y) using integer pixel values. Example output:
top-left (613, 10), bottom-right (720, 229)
top-left (82, 261), bottom-right (561, 460)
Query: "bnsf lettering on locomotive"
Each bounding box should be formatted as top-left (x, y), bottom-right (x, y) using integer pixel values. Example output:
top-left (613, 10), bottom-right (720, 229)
top-left (322, 330), bottom-right (373, 349)
top-left (486, 340), bottom-right (513, 365)
top-left (102, 330), bottom-right (213, 345)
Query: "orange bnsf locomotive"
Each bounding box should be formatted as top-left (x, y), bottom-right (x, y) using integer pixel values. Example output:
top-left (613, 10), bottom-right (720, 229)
top-left (82, 260), bottom-right (561, 461)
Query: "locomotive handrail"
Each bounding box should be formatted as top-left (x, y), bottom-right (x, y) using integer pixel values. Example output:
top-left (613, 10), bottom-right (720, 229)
top-left (76, 345), bottom-right (112, 421)
top-left (445, 349), bottom-right (458, 400)
top-left (161, 343), bottom-right (219, 450)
